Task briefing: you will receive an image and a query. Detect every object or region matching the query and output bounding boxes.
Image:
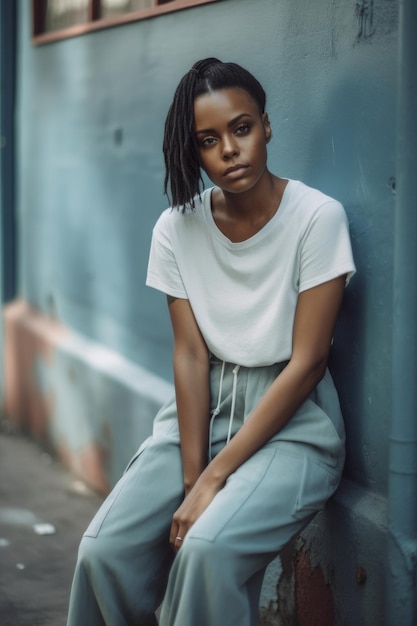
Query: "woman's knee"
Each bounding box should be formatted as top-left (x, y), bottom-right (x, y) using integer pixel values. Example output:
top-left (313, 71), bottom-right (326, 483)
top-left (175, 533), bottom-right (235, 576)
top-left (76, 534), bottom-right (112, 574)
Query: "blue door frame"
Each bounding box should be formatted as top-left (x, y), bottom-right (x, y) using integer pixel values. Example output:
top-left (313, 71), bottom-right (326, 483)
top-left (1, 0), bottom-right (17, 303)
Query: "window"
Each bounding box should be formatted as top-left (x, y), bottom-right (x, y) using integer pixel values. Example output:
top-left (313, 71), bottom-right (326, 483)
top-left (33, 0), bottom-right (223, 44)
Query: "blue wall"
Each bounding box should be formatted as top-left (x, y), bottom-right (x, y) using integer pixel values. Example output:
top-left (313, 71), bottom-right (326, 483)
top-left (1, 0), bottom-right (18, 394)
top-left (16, 0), bottom-right (398, 499)
top-left (0, 8), bottom-right (3, 397)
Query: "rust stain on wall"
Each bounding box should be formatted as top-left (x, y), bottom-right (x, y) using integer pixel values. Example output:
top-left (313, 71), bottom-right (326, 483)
top-left (259, 539), bottom-right (298, 625)
top-left (295, 548), bottom-right (334, 626)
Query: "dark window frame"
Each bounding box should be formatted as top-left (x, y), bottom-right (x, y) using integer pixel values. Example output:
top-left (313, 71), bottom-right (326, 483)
top-left (32, 0), bottom-right (223, 45)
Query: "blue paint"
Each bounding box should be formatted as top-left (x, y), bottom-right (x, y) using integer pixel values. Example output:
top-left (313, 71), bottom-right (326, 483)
top-left (0, 0), bottom-right (18, 401)
top-left (0, 0), bottom-right (17, 303)
top-left (387, 0), bottom-right (417, 621)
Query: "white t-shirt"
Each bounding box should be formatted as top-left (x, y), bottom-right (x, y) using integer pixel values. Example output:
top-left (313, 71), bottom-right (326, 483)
top-left (146, 180), bottom-right (356, 367)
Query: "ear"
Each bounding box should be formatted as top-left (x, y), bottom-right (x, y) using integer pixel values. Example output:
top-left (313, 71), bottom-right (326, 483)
top-left (262, 113), bottom-right (272, 143)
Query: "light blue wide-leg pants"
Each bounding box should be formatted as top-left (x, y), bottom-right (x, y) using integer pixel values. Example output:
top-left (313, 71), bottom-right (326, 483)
top-left (67, 359), bottom-right (345, 626)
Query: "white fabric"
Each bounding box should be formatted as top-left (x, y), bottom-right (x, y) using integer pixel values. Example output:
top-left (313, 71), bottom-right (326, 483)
top-left (146, 179), bottom-right (356, 367)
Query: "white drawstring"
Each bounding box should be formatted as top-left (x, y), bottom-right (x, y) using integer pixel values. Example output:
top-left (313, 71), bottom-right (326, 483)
top-left (208, 361), bottom-right (225, 461)
top-left (227, 365), bottom-right (240, 444)
top-left (208, 362), bottom-right (240, 460)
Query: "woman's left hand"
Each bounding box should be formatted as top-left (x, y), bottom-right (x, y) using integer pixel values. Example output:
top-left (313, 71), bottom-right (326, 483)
top-left (169, 474), bottom-right (224, 553)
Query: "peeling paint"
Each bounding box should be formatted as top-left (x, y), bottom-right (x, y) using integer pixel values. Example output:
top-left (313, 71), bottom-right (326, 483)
top-left (276, 542), bottom-right (297, 623)
top-left (295, 546), bottom-right (334, 626)
top-left (259, 535), bottom-right (335, 625)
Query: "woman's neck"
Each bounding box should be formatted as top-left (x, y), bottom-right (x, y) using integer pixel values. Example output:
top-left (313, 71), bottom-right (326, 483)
top-left (211, 173), bottom-right (288, 243)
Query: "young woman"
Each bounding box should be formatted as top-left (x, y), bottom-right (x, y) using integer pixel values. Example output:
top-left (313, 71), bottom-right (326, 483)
top-left (67, 58), bottom-right (355, 626)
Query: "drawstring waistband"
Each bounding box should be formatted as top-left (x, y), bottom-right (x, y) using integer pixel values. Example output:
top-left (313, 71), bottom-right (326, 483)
top-left (227, 365), bottom-right (241, 443)
top-left (208, 362), bottom-right (241, 461)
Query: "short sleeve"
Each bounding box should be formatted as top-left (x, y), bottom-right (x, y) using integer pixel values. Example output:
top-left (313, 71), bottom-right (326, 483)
top-left (298, 200), bottom-right (356, 292)
top-left (146, 215), bottom-right (188, 299)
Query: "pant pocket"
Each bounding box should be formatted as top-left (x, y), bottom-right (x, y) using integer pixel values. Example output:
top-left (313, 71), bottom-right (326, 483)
top-left (292, 455), bottom-right (341, 521)
top-left (84, 442), bottom-right (150, 538)
top-left (190, 447), bottom-right (276, 543)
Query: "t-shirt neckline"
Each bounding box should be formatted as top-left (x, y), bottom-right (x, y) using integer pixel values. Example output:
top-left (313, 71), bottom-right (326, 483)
top-left (202, 179), bottom-right (295, 249)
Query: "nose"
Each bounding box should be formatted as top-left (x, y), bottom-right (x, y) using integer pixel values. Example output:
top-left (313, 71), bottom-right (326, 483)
top-left (221, 134), bottom-right (239, 159)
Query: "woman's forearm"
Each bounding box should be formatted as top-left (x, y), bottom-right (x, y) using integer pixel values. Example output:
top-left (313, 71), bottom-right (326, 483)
top-left (202, 276), bottom-right (346, 489)
top-left (202, 357), bottom-right (326, 488)
top-left (173, 348), bottom-right (210, 493)
top-left (167, 296), bottom-right (211, 493)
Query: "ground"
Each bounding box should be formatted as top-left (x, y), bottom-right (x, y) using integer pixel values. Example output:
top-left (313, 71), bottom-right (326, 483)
top-left (0, 419), bottom-right (103, 626)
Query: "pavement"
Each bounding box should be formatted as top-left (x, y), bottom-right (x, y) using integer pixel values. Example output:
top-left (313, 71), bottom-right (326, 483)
top-left (0, 418), bottom-right (104, 626)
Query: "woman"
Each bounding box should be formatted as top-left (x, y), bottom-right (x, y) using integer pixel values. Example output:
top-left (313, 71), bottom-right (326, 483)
top-left (67, 57), bottom-right (355, 626)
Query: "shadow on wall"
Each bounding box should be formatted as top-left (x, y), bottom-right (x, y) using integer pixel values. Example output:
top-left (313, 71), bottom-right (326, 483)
top-left (305, 63), bottom-right (395, 496)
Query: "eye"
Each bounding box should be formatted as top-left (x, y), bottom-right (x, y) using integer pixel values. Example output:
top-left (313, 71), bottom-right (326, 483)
top-left (200, 136), bottom-right (217, 148)
top-left (235, 124), bottom-right (251, 135)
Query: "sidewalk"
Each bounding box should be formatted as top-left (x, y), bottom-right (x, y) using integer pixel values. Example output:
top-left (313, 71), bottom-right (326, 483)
top-left (0, 419), bottom-right (103, 626)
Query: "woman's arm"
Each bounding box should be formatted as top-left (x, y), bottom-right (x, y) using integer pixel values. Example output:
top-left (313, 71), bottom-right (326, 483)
top-left (167, 295), bottom-right (210, 495)
top-left (207, 275), bottom-right (346, 482)
top-left (169, 275), bottom-right (346, 549)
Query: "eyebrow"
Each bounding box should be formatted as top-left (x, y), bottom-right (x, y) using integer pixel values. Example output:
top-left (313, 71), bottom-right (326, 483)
top-left (195, 113), bottom-right (254, 136)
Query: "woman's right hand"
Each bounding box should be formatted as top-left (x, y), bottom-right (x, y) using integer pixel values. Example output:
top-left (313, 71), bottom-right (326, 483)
top-left (170, 470), bottom-right (224, 552)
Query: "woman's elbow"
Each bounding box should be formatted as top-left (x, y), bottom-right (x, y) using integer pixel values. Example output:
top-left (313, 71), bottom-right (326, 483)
top-left (311, 356), bottom-right (328, 384)
top-left (290, 351), bottom-right (329, 388)
top-left (173, 342), bottom-right (209, 371)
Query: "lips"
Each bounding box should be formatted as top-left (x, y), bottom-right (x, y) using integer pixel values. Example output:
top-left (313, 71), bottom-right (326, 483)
top-left (223, 164), bottom-right (249, 178)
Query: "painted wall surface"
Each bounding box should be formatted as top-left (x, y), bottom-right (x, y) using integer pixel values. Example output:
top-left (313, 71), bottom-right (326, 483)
top-left (17, 0), bottom-right (397, 499)
top-left (3, 299), bottom-right (173, 490)
top-left (0, 9), bottom-right (3, 397)
top-left (0, 0), bottom-right (17, 395)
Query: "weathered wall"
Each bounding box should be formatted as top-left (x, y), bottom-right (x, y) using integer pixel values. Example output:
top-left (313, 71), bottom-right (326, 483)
top-left (3, 299), bottom-right (173, 490)
top-left (16, 0), bottom-right (397, 495)
top-left (7, 0), bottom-right (399, 622)
top-left (0, 0), bottom-right (18, 394)
top-left (0, 8), bottom-right (3, 399)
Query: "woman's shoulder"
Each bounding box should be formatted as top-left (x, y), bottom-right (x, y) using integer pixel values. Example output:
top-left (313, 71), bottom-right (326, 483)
top-left (152, 188), bottom-right (212, 237)
top-left (160, 189), bottom-right (210, 218)
top-left (284, 180), bottom-right (346, 228)
top-left (288, 180), bottom-right (342, 209)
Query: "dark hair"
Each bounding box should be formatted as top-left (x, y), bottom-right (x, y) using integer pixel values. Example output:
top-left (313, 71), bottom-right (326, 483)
top-left (163, 58), bottom-right (267, 210)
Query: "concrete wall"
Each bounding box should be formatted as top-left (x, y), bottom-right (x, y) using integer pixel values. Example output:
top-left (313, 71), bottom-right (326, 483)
top-left (5, 0), bottom-right (400, 622)
top-left (0, 0), bottom-right (18, 394)
top-left (0, 9), bottom-right (3, 398)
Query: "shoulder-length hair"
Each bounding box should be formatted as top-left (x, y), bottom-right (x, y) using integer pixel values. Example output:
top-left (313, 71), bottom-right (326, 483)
top-left (163, 58), bottom-right (266, 211)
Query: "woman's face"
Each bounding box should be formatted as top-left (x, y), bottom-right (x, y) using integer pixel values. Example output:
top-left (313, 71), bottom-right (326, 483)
top-left (193, 87), bottom-right (271, 195)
